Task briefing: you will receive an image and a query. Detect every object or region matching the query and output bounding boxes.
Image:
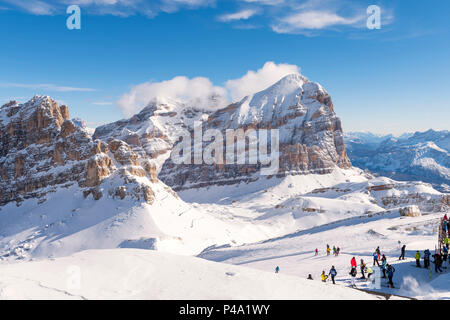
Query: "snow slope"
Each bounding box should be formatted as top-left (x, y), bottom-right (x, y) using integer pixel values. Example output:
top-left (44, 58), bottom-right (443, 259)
top-left (199, 210), bottom-right (448, 300)
top-left (0, 248), bottom-right (380, 300)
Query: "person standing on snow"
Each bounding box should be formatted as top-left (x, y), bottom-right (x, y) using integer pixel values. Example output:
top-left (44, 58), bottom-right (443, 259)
top-left (275, 266), bottom-right (280, 273)
top-left (424, 249), bottom-right (431, 269)
top-left (399, 244), bottom-right (406, 260)
top-left (321, 271), bottom-right (328, 282)
top-left (360, 259), bottom-right (366, 279)
top-left (386, 264), bottom-right (395, 288)
top-left (442, 246), bottom-right (448, 269)
top-left (366, 266), bottom-right (373, 280)
top-left (336, 247), bottom-right (340, 256)
top-left (381, 255), bottom-right (387, 278)
top-left (415, 251), bottom-right (421, 268)
top-left (307, 274), bottom-right (313, 280)
top-left (376, 246), bottom-right (381, 256)
top-left (445, 236), bottom-right (449, 250)
top-left (349, 267), bottom-right (357, 287)
top-left (433, 253), bottom-right (443, 273)
top-left (326, 245), bottom-right (331, 256)
top-left (373, 251), bottom-right (380, 266)
top-left (351, 257), bottom-right (357, 269)
top-left (329, 266), bottom-right (337, 284)
top-left (315, 248), bottom-right (318, 256)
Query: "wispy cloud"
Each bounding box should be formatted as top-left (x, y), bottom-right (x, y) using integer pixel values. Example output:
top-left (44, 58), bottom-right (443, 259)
top-left (218, 8), bottom-right (259, 22)
top-left (0, 83), bottom-right (96, 92)
top-left (91, 101), bottom-right (113, 106)
top-left (2, 0), bottom-right (56, 15)
top-left (0, 0), bottom-right (215, 17)
top-left (272, 10), bottom-right (364, 34)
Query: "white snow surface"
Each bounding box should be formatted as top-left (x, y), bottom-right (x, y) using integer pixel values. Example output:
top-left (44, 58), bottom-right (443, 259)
top-left (0, 249), bottom-right (381, 300)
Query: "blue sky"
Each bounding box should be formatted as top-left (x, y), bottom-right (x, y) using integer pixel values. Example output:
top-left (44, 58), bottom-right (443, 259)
top-left (0, 0), bottom-right (449, 134)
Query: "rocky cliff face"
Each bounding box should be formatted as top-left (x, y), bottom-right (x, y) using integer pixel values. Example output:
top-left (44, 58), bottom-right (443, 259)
top-left (0, 96), bottom-right (158, 207)
top-left (159, 74), bottom-right (351, 190)
top-left (94, 97), bottom-right (209, 171)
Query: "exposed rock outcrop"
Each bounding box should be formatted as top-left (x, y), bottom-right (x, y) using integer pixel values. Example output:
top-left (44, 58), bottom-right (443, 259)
top-left (0, 96), bottom-right (158, 206)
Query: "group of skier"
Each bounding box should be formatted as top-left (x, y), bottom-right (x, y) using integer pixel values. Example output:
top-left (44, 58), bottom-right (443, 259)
top-left (319, 244), bottom-right (340, 257)
top-left (312, 242), bottom-right (446, 289)
top-left (316, 246), bottom-right (397, 288)
top-left (278, 214), bottom-right (450, 291)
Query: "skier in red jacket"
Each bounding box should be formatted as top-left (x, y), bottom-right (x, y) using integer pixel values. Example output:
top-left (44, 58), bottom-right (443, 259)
top-left (351, 257), bottom-right (357, 269)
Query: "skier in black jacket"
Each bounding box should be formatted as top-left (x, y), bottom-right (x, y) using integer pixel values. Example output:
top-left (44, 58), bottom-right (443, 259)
top-left (433, 253), bottom-right (443, 273)
top-left (386, 264), bottom-right (395, 288)
top-left (399, 244), bottom-right (406, 260)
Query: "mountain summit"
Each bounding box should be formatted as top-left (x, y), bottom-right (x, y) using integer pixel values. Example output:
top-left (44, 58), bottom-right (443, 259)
top-left (160, 73), bottom-right (351, 190)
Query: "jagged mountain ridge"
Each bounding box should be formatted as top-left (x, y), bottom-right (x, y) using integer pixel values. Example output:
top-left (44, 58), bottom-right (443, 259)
top-left (345, 130), bottom-right (450, 191)
top-left (94, 97), bottom-right (210, 172)
top-left (159, 74), bottom-right (351, 190)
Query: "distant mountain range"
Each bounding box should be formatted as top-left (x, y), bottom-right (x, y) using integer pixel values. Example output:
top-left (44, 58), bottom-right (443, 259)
top-left (345, 130), bottom-right (450, 191)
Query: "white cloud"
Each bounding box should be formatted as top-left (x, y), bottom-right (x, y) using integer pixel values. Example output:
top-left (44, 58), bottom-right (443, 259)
top-left (241, 0), bottom-right (283, 5)
top-left (0, 83), bottom-right (96, 92)
top-left (92, 101), bottom-right (113, 105)
top-left (218, 9), bottom-right (259, 22)
top-left (272, 10), bottom-right (364, 34)
top-left (117, 62), bottom-right (301, 116)
top-left (277, 10), bottom-right (362, 30)
top-left (118, 76), bottom-right (228, 116)
top-left (225, 61), bottom-right (300, 101)
top-left (2, 0), bottom-right (56, 15)
top-left (3, 0), bottom-right (214, 17)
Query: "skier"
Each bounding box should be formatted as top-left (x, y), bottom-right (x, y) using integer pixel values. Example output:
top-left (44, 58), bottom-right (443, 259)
top-left (326, 244), bottom-right (331, 256)
top-left (315, 248), bottom-right (318, 256)
top-left (329, 266), bottom-right (337, 284)
top-left (386, 264), bottom-right (395, 288)
top-left (373, 251), bottom-right (380, 266)
top-left (399, 244), bottom-right (406, 260)
top-left (366, 266), bottom-right (373, 280)
top-left (376, 246), bottom-right (381, 255)
top-left (445, 236), bottom-right (449, 249)
top-left (415, 250), bottom-right (421, 268)
top-left (381, 255), bottom-right (387, 278)
top-left (307, 274), bottom-right (313, 280)
top-left (444, 214), bottom-right (448, 222)
top-left (433, 253), bottom-right (443, 273)
top-left (350, 257), bottom-right (357, 269)
top-left (424, 249), bottom-right (431, 269)
top-left (360, 259), bottom-right (366, 279)
top-left (275, 266), bottom-right (280, 273)
top-left (336, 247), bottom-right (340, 256)
top-left (349, 267), bottom-right (357, 287)
top-left (333, 246), bottom-right (336, 256)
top-left (321, 271), bottom-right (328, 282)
top-left (442, 246), bottom-right (448, 269)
